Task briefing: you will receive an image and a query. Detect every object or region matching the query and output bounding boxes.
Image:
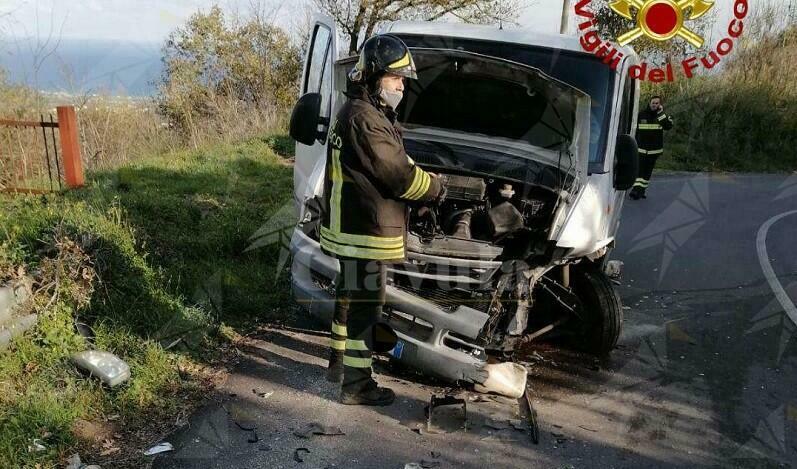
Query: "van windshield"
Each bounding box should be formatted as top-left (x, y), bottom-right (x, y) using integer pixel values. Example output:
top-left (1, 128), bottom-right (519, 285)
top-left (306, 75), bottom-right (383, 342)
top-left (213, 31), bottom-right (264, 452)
top-left (397, 35), bottom-right (614, 170)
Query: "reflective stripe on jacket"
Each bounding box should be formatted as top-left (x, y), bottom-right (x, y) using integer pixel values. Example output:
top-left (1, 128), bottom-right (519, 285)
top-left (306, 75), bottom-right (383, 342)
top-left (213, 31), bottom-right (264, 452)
top-left (636, 107), bottom-right (673, 154)
top-left (321, 83), bottom-right (441, 263)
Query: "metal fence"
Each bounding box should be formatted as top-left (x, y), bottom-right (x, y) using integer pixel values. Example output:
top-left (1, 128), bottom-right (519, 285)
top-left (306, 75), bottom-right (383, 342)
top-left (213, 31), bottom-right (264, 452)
top-left (0, 106), bottom-right (84, 194)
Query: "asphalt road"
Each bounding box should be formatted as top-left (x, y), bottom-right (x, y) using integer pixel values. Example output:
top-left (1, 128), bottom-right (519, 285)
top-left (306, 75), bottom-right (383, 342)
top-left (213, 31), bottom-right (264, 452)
top-left (153, 173), bottom-right (797, 469)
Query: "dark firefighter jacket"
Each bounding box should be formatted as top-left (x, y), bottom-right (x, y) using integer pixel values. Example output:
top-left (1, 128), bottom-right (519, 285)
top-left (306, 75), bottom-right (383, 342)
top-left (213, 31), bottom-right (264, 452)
top-left (320, 83), bottom-right (442, 263)
top-left (636, 107), bottom-right (673, 156)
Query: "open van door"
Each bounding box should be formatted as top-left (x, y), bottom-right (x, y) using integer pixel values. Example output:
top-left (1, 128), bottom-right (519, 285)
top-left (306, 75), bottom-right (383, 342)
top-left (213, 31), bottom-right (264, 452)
top-left (293, 16), bottom-right (337, 217)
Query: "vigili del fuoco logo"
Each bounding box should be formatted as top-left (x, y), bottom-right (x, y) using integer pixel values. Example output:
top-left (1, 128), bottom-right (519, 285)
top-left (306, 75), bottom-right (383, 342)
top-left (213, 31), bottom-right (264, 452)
top-left (574, 0), bottom-right (750, 81)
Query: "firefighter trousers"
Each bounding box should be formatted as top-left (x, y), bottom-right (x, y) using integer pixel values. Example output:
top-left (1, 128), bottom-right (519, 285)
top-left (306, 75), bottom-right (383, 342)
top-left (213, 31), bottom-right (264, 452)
top-left (330, 258), bottom-right (386, 393)
top-left (633, 153), bottom-right (660, 193)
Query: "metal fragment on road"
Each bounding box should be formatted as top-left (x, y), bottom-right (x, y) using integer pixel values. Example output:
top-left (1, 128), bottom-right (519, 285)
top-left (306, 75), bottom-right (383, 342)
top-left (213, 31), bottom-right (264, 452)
top-left (521, 388), bottom-right (540, 444)
top-left (294, 447), bottom-right (310, 462)
top-left (234, 420), bottom-right (256, 432)
top-left (144, 442), bottom-right (174, 456)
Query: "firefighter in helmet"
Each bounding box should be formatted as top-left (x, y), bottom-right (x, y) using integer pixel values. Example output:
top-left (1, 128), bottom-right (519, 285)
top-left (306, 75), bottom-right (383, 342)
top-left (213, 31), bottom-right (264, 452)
top-left (323, 34), bottom-right (445, 406)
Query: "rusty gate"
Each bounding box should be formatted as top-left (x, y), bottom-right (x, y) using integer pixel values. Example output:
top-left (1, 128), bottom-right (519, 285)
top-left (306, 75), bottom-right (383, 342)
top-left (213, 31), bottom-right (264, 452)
top-left (0, 106), bottom-right (84, 193)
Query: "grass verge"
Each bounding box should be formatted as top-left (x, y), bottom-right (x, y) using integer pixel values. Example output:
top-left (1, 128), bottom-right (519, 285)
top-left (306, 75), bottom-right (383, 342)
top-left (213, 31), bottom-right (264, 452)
top-left (0, 135), bottom-right (294, 468)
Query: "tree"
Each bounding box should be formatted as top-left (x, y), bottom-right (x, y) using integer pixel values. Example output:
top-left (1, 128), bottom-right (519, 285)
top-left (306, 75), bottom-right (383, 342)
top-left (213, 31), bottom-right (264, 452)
top-left (590, 0), bottom-right (714, 66)
top-left (313, 0), bottom-right (522, 54)
top-left (158, 6), bottom-right (302, 134)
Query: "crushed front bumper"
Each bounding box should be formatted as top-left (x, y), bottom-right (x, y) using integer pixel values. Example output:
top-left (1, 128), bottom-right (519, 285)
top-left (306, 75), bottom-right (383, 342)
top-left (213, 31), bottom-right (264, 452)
top-left (290, 228), bottom-right (492, 383)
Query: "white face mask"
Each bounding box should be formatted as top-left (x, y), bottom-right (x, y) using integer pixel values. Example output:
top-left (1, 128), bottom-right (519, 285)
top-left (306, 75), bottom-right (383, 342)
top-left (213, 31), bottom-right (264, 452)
top-left (379, 88), bottom-right (404, 110)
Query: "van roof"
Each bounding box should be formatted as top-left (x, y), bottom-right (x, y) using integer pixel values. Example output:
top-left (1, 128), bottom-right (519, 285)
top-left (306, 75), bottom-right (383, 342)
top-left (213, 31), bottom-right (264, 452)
top-left (381, 21), bottom-right (635, 59)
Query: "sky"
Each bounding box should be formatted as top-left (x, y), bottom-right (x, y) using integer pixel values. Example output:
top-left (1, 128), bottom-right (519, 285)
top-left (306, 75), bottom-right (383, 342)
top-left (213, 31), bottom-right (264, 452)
top-left (1, 0), bottom-right (793, 43)
top-left (0, 0), bottom-right (793, 94)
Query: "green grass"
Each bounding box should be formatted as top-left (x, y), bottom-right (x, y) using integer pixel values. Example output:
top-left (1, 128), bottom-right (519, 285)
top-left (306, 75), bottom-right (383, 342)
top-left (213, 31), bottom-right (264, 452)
top-left (0, 134), bottom-right (294, 468)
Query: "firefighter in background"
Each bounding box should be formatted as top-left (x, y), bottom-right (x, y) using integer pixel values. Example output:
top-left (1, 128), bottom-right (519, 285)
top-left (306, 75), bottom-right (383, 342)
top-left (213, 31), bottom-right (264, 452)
top-left (631, 95), bottom-right (673, 199)
top-left (323, 35), bottom-right (445, 406)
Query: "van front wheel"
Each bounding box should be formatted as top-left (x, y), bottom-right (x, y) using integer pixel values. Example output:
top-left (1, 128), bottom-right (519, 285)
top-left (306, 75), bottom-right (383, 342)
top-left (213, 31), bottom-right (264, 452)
top-left (567, 266), bottom-right (623, 356)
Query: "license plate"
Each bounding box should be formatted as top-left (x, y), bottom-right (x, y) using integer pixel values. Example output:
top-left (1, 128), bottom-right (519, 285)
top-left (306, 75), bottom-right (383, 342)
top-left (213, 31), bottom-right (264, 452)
top-left (390, 340), bottom-right (405, 359)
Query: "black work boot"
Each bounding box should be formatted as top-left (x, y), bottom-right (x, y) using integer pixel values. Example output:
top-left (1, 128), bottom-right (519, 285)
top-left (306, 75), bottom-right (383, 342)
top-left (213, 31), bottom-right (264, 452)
top-left (640, 187), bottom-right (648, 199)
top-left (629, 187), bottom-right (641, 200)
top-left (326, 351), bottom-right (344, 383)
top-left (340, 379), bottom-right (395, 406)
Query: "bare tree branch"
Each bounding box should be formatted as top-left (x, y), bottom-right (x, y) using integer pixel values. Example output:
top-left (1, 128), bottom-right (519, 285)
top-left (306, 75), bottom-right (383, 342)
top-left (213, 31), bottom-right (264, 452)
top-left (313, 0), bottom-right (522, 54)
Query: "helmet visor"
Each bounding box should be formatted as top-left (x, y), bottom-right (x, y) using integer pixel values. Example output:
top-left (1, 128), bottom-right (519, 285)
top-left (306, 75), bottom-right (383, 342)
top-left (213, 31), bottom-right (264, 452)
top-left (385, 51), bottom-right (418, 80)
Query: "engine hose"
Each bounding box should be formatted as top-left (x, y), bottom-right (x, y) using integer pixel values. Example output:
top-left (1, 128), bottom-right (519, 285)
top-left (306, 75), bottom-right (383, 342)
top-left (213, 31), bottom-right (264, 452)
top-left (443, 208), bottom-right (474, 234)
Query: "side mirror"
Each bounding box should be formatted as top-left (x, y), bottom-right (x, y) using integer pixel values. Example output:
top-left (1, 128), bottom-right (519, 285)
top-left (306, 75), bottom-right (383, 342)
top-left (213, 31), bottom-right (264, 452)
top-left (613, 134), bottom-right (639, 190)
top-left (289, 93), bottom-right (326, 146)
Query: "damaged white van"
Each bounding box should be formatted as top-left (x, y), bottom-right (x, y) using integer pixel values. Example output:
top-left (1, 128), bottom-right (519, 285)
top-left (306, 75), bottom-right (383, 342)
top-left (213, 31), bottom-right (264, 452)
top-left (289, 18), bottom-right (640, 385)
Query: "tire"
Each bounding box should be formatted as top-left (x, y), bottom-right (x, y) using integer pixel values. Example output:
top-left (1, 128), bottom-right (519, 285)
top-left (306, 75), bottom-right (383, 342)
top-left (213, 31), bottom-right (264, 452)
top-left (568, 267), bottom-right (623, 356)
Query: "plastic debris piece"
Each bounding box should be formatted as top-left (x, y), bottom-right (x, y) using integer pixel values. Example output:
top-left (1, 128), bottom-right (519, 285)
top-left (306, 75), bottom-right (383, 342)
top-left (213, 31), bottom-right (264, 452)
top-left (293, 422), bottom-right (345, 438)
top-left (144, 442), bottom-right (174, 456)
top-left (294, 447), bottom-right (310, 462)
top-left (421, 460), bottom-right (441, 468)
top-left (71, 351), bottom-right (130, 387)
top-left (247, 430), bottom-right (259, 443)
top-left (28, 438), bottom-right (46, 452)
top-left (258, 444), bottom-right (272, 451)
top-left (474, 362), bottom-right (527, 398)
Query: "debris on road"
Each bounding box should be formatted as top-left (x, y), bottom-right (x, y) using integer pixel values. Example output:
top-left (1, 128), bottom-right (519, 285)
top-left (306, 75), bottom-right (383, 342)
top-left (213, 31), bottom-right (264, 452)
top-left (474, 362), bottom-right (527, 398)
top-left (143, 442), bottom-right (174, 456)
top-left (293, 422), bottom-right (345, 439)
top-left (293, 447), bottom-right (310, 462)
top-left (426, 395), bottom-right (467, 433)
top-left (71, 350), bottom-right (131, 387)
top-left (247, 429), bottom-right (260, 443)
top-left (234, 420), bottom-right (256, 432)
top-left (521, 388), bottom-right (540, 444)
top-left (252, 388), bottom-right (273, 399)
top-left (404, 460), bottom-right (441, 469)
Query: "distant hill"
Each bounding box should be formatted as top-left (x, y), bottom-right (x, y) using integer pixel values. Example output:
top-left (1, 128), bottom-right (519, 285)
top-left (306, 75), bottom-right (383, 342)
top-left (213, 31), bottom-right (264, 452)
top-left (0, 37), bottom-right (162, 96)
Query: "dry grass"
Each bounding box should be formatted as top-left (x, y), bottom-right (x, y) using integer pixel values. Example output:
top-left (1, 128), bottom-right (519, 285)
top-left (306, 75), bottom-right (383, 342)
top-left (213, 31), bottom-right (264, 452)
top-left (645, 17), bottom-right (797, 172)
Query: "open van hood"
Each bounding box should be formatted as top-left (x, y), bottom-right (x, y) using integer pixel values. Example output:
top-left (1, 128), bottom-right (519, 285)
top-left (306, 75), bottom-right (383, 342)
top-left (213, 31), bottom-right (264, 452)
top-left (398, 48), bottom-right (591, 188)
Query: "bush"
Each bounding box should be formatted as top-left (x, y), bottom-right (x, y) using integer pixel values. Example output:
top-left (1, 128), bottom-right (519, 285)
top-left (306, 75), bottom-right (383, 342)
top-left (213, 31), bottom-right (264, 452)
top-left (157, 6), bottom-right (301, 143)
top-left (645, 26), bottom-right (797, 172)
